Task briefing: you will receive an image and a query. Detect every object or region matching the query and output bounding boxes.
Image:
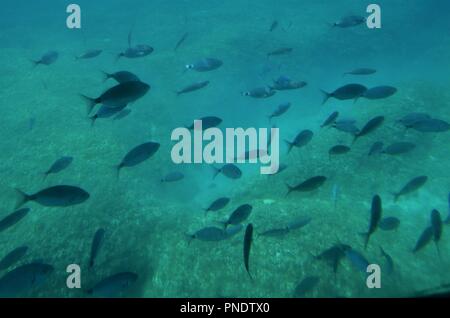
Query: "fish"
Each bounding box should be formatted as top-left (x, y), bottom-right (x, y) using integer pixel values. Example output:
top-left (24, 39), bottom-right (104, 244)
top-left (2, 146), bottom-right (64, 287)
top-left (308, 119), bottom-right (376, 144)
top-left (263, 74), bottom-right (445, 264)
top-left (0, 262), bottom-right (54, 297)
top-left (382, 142), bottom-right (416, 155)
top-left (270, 76), bottom-right (307, 90)
top-left (223, 204), bottom-right (253, 228)
top-left (293, 276), bottom-right (320, 297)
top-left (332, 15), bottom-right (366, 28)
top-left (314, 244), bottom-right (350, 274)
top-left (113, 109), bottom-right (132, 121)
top-left (379, 217), bottom-right (400, 231)
top-left (353, 116), bottom-right (384, 143)
top-left (368, 141), bottom-right (384, 156)
top-left (116, 142), bottom-right (160, 177)
top-left (187, 227), bottom-right (227, 242)
top-left (185, 58), bottom-right (223, 72)
top-left (268, 102), bottom-right (291, 121)
top-left (187, 116), bottom-right (222, 130)
top-left (410, 118), bottom-right (450, 133)
top-left (243, 223), bottom-right (253, 279)
top-left (224, 224), bottom-right (244, 239)
top-left (412, 226), bottom-right (433, 253)
top-left (0, 246), bottom-right (28, 271)
top-left (43, 156), bottom-right (73, 178)
top-left (321, 111), bottom-right (339, 128)
top-left (285, 130), bottom-right (313, 153)
top-left (445, 192), bottom-right (450, 225)
top-left (0, 208), bottom-right (29, 233)
top-left (176, 81), bottom-right (210, 95)
top-left (431, 210), bottom-right (443, 254)
top-left (321, 84), bottom-right (367, 104)
top-left (392, 176), bottom-right (428, 202)
top-left (89, 228), bottom-right (105, 268)
top-left (333, 120), bottom-right (360, 135)
top-left (81, 81), bottom-right (150, 114)
top-left (242, 87), bottom-right (276, 99)
top-left (397, 113), bottom-right (431, 128)
top-left (267, 47), bottom-right (293, 57)
top-left (161, 171), bottom-right (184, 183)
top-left (204, 197), bottom-right (230, 215)
top-left (379, 246), bottom-right (394, 275)
top-left (344, 68), bottom-right (376, 76)
top-left (15, 186), bottom-right (90, 208)
top-left (362, 86), bottom-right (397, 100)
top-left (213, 164), bottom-right (242, 180)
top-left (118, 44), bottom-right (153, 59)
top-left (174, 32), bottom-right (189, 51)
top-left (259, 227), bottom-right (290, 237)
top-left (345, 248), bottom-right (369, 272)
top-left (76, 49), bottom-right (102, 60)
top-left (287, 216), bottom-right (312, 230)
top-left (90, 104), bottom-right (128, 126)
top-left (361, 195), bottom-right (382, 249)
top-left (102, 71), bottom-right (140, 84)
top-left (269, 20), bottom-right (279, 32)
top-left (31, 51), bottom-right (58, 66)
top-left (87, 272), bottom-right (138, 297)
top-left (286, 176), bottom-right (327, 196)
top-left (328, 145), bottom-right (351, 158)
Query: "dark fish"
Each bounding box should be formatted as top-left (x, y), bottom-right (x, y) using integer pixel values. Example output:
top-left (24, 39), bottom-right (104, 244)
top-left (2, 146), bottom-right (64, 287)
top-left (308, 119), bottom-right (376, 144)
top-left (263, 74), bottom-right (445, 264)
top-left (223, 204), bottom-right (253, 227)
top-left (268, 102), bottom-right (291, 121)
top-left (368, 141), bottom-right (384, 156)
top-left (44, 156), bottom-right (73, 178)
top-left (431, 209), bottom-right (443, 243)
top-left (321, 84), bottom-right (367, 104)
top-left (333, 120), bottom-right (360, 135)
top-left (0, 262), bottom-right (54, 297)
top-left (412, 226), bottom-right (433, 253)
top-left (379, 246), bottom-right (394, 275)
top-left (188, 227), bottom-right (226, 242)
top-left (0, 246), bottom-right (28, 271)
top-left (270, 76), bottom-right (307, 91)
top-left (344, 68), bottom-right (376, 76)
top-left (410, 118), bottom-right (450, 133)
top-left (174, 32), bottom-right (189, 51)
top-left (328, 145), bottom-right (351, 157)
top-left (445, 192), bottom-right (450, 225)
top-left (345, 248), bottom-right (369, 272)
top-left (243, 223), bottom-right (253, 279)
top-left (353, 116), bottom-right (384, 143)
top-left (81, 81), bottom-right (150, 114)
top-left (315, 244), bottom-right (349, 274)
top-left (362, 195), bottom-right (382, 249)
top-left (287, 216), bottom-right (312, 230)
top-left (90, 104), bottom-right (127, 126)
top-left (382, 142), bottom-right (416, 155)
top-left (0, 208), bottom-right (29, 233)
top-left (286, 176), bottom-right (327, 196)
top-left (89, 228), bottom-right (105, 268)
top-left (76, 49), bottom-right (102, 60)
top-left (187, 116), bottom-right (222, 130)
top-left (161, 171), bottom-right (184, 183)
top-left (205, 197), bottom-right (230, 214)
top-left (397, 113), bottom-right (431, 128)
top-left (293, 276), bottom-right (320, 297)
top-left (87, 272), bottom-right (138, 297)
top-left (102, 71), bottom-right (140, 84)
top-left (242, 87), bottom-right (276, 99)
top-left (118, 44), bottom-right (153, 59)
top-left (393, 176), bottom-right (428, 201)
top-left (15, 186), bottom-right (89, 208)
top-left (269, 20), bottom-right (279, 32)
top-left (113, 109), bottom-right (132, 121)
top-left (185, 58), bottom-right (223, 72)
top-left (116, 142), bottom-right (160, 177)
top-left (379, 217), bottom-right (400, 231)
top-left (285, 130), bottom-right (313, 153)
top-left (224, 224), bottom-right (244, 239)
top-left (267, 48), bottom-right (293, 57)
top-left (321, 111), bottom-right (339, 128)
top-left (177, 81), bottom-right (209, 95)
top-left (259, 227), bottom-right (290, 237)
top-left (363, 86), bottom-right (397, 100)
top-left (213, 164), bottom-right (242, 180)
top-left (332, 15), bottom-right (366, 28)
top-left (31, 51), bottom-right (58, 66)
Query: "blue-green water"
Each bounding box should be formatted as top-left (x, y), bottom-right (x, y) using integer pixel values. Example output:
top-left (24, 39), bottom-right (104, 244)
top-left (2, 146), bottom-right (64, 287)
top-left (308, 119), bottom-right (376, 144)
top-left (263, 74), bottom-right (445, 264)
top-left (0, 0), bottom-right (449, 297)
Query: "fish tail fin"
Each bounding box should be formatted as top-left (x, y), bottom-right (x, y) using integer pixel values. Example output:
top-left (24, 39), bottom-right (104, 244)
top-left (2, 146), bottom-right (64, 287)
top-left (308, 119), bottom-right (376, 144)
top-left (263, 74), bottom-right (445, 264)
top-left (80, 94), bottom-right (97, 115)
top-left (358, 232), bottom-right (369, 250)
top-left (114, 164), bottom-right (122, 180)
top-left (42, 172), bottom-right (49, 181)
top-left (89, 115), bottom-right (97, 127)
top-left (184, 233), bottom-right (194, 246)
top-left (320, 89), bottom-right (331, 105)
top-left (30, 59), bottom-right (40, 68)
top-left (115, 53), bottom-right (123, 62)
top-left (285, 183), bottom-right (294, 197)
top-left (100, 71), bottom-right (110, 83)
top-left (212, 166), bottom-right (221, 179)
top-left (14, 188), bottom-right (31, 209)
top-left (284, 140), bottom-right (293, 154)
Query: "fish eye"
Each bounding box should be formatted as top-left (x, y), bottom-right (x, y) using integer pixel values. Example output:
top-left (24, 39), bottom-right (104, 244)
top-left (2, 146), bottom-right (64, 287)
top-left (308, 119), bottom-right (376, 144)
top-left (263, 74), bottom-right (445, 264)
top-left (185, 64), bottom-right (193, 69)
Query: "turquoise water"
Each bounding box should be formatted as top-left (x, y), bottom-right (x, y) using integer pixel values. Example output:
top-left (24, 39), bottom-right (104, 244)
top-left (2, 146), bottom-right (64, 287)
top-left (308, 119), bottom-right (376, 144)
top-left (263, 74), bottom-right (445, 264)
top-left (0, 0), bottom-right (449, 297)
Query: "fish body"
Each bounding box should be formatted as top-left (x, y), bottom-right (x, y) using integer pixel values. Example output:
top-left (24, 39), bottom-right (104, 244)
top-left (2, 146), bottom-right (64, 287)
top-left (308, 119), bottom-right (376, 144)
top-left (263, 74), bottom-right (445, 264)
top-left (87, 272), bottom-right (138, 297)
top-left (0, 208), bottom-right (29, 232)
top-left (185, 58), bottom-right (223, 72)
top-left (321, 84), bottom-right (367, 104)
top-left (15, 186), bottom-right (89, 208)
top-left (286, 176), bottom-right (327, 196)
top-left (393, 176), bottom-right (428, 201)
top-left (89, 229), bottom-right (105, 268)
top-left (177, 81), bottom-right (209, 95)
top-left (243, 224), bottom-right (254, 279)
